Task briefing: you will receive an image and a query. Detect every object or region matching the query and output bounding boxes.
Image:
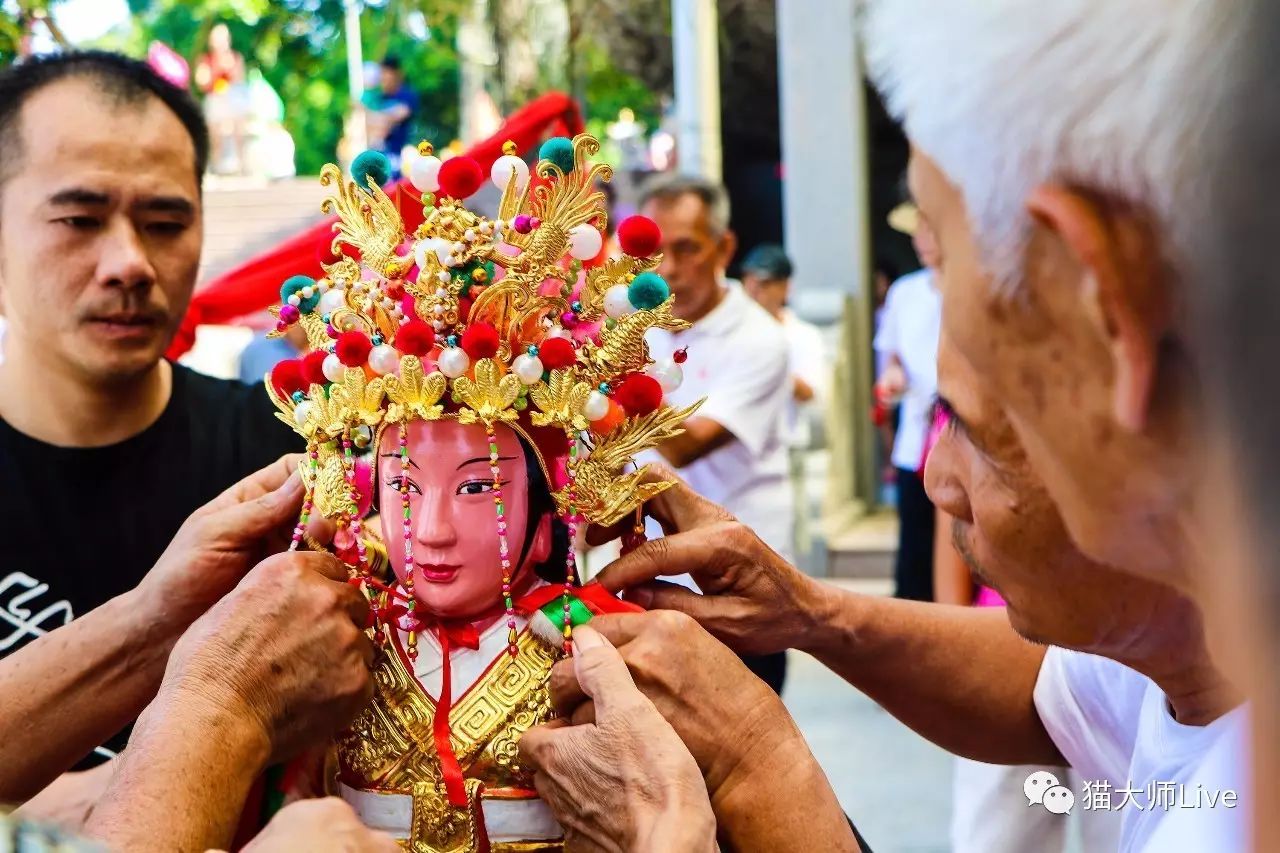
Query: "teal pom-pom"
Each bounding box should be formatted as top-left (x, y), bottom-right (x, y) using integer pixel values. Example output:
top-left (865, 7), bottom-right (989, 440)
top-left (280, 275), bottom-right (320, 314)
top-left (351, 150), bottom-right (391, 193)
top-left (539, 136), bottom-right (576, 174)
top-left (628, 272), bottom-right (670, 310)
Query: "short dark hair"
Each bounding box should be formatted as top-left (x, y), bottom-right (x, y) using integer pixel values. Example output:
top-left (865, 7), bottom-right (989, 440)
top-left (0, 51), bottom-right (209, 188)
top-left (637, 173), bottom-right (731, 234)
top-left (380, 55), bottom-right (403, 72)
top-left (741, 243), bottom-right (793, 280)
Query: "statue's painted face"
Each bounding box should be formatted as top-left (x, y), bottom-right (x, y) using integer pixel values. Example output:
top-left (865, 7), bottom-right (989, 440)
top-left (378, 419), bottom-right (552, 620)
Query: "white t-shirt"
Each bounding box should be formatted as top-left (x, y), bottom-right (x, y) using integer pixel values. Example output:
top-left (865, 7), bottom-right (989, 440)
top-left (873, 269), bottom-right (940, 472)
top-left (644, 284), bottom-right (793, 560)
top-left (780, 309), bottom-right (828, 449)
top-left (1034, 647), bottom-right (1248, 852)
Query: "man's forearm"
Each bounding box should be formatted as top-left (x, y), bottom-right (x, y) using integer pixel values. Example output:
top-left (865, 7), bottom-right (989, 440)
top-left (709, 714), bottom-right (860, 852)
top-left (797, 587), bottom-right (1061, 766)
top-left (85, 690), bottom-right (269, 852)
top-left (0, 586), bottom-right (186, 801)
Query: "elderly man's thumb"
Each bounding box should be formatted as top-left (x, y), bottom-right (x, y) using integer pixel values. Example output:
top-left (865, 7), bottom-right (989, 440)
top-left (572, 626), bottom-right (641, 710)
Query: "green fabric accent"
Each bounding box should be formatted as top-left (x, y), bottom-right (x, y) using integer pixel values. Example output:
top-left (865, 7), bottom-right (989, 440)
top-left (539, 594), bottom-right (593, 630)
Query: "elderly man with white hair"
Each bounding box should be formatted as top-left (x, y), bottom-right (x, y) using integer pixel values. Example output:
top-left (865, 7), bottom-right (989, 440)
top-left (515, 1), bottom-right (1261, 851)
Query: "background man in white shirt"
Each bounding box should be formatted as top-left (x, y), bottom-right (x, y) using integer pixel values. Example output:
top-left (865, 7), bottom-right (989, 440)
top-left (637, 174), bottom-right (792, 693)
top-left (741, 243), bottom-right (829, 559)
top-left (874, 202), bottom-right (941, 601)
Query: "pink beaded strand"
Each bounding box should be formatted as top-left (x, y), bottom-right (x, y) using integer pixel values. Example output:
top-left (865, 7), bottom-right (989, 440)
top-left (486, 423), bottom-right (519, 658)
top-left (400, 426), bottom-right (418, 660)
top-left (288, 447), bottom-right (320, 551)
top-left (562, 433), bottom-right (581, 656)
top-left (340, 429), bottom-right (369, 579)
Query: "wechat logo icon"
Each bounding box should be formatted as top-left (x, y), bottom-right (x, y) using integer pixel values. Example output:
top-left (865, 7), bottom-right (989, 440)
top-left (1025, 771), bottom-right (1075, 815)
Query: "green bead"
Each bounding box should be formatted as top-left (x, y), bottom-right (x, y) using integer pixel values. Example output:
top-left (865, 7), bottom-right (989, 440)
top-left (351, 149), bottom-right (392, 193)
top-left (539, 136), bottom-right (576, 174)
top-left (628, 272), bottom-right (671, 310)
top-left (280, 275), bottom-right (320, 314)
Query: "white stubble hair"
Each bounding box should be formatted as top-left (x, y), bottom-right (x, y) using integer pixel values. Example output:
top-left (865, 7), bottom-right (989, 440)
top-left (862, 0), bottom-right (1245, 291)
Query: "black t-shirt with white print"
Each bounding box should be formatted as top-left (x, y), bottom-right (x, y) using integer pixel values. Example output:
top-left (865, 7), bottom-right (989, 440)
top-left (0, 363), bottom-right (300, 765)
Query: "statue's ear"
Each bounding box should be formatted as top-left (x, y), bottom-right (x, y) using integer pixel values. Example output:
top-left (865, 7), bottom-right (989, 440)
top-left (528, 512), bottom-right (554, 565)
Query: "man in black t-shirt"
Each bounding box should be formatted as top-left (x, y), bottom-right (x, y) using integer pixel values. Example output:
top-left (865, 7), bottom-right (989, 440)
top-left (0, 53), bottom-right (300, 771)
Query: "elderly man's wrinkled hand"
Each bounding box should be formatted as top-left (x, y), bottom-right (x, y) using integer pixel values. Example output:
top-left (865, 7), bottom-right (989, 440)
top-left (519, 627), bottom-right (717, 853)
top-left (591, 467), bottom-right (829, 656)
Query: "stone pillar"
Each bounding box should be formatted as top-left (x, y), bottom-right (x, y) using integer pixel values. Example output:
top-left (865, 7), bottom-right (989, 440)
top-left (776, 0), bottom-right (877, 514)
top-left (671, 0), bottom-right (723, 181)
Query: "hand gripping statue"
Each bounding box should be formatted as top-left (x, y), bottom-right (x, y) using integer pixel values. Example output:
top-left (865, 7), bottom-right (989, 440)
top-left (262, 134), bottom-right (700, 852)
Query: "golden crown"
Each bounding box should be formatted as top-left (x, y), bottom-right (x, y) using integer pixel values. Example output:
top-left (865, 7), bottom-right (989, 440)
top-left (263, 133), bottom-right (699, 528)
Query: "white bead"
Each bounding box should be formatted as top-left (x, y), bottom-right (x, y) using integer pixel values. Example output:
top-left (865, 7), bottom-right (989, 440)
top-left (490, 154), bottom-right (531, 192)
top-left (436, 271), bottom-right (450, 284)
top-left (445, 255), bottom-right (460, 268)
top-left (287, 294), bottom-right (302, 307)
top-left (409, 154), bottom-right (443, 193)
top-left (300, 286), bottom-right (315, 299)
top-left (603, 284), bottom-right (635, 319)
top-left (464, 229), bottom-right (477, 242)
top-left (434, 241), bottom-right (454, 265)
top-left (567, 223), bottom-right (603, 261)
top-left (479, 221), bottom-right (493, 235)
top-left (433, 304), bottom-right (445, 315)
top-left (317, 279), bottom-right (330, 293)
top-left (368, 344), bottom-right (401, 376)
top-left (293, 400), bottom-right (314, 427)
top-left (381, 297), bottom-right (395, 310)
top-left (438, 347), bottom-right (470, 379)
top-left (492, 219), bottom-right (505, 233)
top-left (435, 287), bottom-right (448, 298)
top-left (433, 320), bottom-right (446, 330)
top-left (452, 241), bottom-right (466, 255)
top-left (647, 359), bottom-right (684, 393)
top-left (322, 353), bottom-right (345, 383)
top-left (545, 325), bottom-right (570, 340)
top-left (583, 390), bottom-right (610, 421)
top-left (513, 353), bottom-right (544, 385)
top-left (316, 289), bottom-right (345, 315)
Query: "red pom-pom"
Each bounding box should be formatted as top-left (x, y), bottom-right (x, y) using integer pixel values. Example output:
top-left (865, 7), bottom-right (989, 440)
top-left (302, 350), bottom-right (329, 386)
top-left (335, 331), bottom-right (373, 367)
top-left (617, 216), bottom-right (662, 257)
top-left (270, 359), bottom-right (308, 397)
top-left (438, 156), bottom-right (484, 199)
top-left (614, 373), bottom-right (664, 416)
top-left (460, 321), bottom-right (500, 359)
top-left (395, 320), bottom-right (436, 356)
top-left (538, 336), bottom-right (577, 370)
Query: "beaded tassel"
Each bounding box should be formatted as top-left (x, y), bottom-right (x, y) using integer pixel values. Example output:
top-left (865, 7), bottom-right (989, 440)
top-left (487, 423), bottom-right (519, 658)
top-left (400, 427), bottom-right (418, 661)
top-left (340, 429), bottom-right (369, 579)
top-left (288, 447), bottom-right (320, 551)
top-left (562, 433), bottom-right (581, 656)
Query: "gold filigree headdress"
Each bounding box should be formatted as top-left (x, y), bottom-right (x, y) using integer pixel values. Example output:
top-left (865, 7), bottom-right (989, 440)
top-left (264, 135), bottom-right (699, 656)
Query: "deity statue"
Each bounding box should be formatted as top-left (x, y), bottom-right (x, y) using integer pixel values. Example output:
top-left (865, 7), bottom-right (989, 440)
top-left (262, 133), bottom-right (700, 852)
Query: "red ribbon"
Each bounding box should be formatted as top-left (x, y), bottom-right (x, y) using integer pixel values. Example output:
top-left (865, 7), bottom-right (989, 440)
top-left (430, 622), bottom-right (473, 808)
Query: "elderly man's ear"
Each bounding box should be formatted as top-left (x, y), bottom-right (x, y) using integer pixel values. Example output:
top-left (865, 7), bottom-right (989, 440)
top-left (1027, 186), bottom-right (1175, 433)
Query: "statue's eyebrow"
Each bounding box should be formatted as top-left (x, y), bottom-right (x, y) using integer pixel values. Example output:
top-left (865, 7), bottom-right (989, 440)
top-left (457, 456), bottom-right (516, 470)
top-left (380, 452), bottom-right (420, 470)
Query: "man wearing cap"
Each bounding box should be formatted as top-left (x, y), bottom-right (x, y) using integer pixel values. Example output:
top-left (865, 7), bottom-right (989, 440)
top-left (741, 243), bottom-right (828, 557)
top-left (874, 199), bottom-right (942, 602)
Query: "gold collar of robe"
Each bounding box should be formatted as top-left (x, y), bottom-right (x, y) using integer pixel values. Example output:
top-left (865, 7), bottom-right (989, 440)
top-left (337, 623), bottom-right (561, 853)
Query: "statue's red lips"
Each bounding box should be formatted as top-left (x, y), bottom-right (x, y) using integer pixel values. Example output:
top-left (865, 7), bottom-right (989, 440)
top-left (416, 563), bottom-right (461, 583)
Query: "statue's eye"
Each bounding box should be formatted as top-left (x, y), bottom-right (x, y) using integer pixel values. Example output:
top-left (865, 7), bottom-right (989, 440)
top-left (457, 480), bottom-right (493, 496)
top-left (386, 477), bottom-right (420, 495)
